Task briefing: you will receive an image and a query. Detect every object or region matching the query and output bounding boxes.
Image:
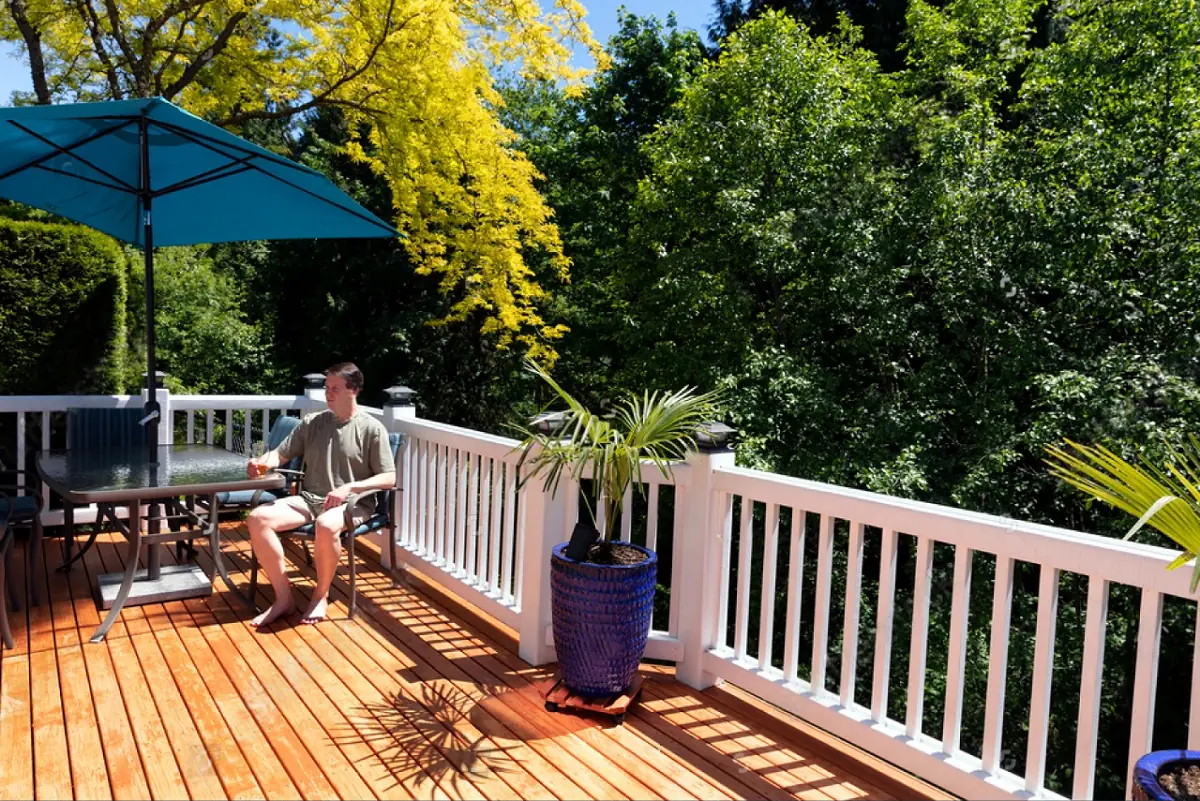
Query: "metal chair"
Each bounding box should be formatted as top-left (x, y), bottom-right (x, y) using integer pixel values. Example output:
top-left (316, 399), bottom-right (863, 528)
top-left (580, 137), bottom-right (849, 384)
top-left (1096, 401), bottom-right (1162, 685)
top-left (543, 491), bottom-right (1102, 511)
top-left (0, 462), bottom-right (44, 608)
top-left (0, 497), bottom-right (17, 648)
top-left (248, 431), bottom-right (402, 619)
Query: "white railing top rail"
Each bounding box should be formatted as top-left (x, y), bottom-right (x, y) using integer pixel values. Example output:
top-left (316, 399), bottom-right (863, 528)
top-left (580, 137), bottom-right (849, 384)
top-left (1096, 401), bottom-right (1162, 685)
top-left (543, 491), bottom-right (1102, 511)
top-left (0, 394), bottom-right (141, 413)
top-left (172, 394), bottom-right (309, 411)
top-left (715, 464), bottom-right (1192, 598)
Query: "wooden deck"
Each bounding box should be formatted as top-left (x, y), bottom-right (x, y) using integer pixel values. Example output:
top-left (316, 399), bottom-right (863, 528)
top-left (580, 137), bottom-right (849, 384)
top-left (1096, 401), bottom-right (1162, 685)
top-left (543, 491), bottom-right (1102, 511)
top-left (0, 521), bottom-right (946, 801)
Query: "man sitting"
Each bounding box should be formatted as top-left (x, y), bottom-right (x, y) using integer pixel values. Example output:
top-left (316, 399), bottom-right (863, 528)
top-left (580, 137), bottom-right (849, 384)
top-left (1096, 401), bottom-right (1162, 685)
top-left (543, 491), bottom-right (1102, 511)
top-left (245, 362), bottom-right (396, 626)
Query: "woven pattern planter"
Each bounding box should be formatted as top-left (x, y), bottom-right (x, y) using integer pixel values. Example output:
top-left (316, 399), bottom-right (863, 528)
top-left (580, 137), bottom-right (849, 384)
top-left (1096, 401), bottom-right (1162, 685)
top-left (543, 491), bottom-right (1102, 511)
top-left (1133, 750), bottom-right (1200, 801)
top-left (550, 541), bottom-right (657, 697)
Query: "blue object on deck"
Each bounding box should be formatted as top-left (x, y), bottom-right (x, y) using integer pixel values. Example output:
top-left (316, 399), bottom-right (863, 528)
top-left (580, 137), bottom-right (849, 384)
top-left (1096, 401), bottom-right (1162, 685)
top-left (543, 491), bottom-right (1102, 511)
top-left (0, 97), bottom-right (397, 460)
top-left (0, 97), bottom-right (397, 246)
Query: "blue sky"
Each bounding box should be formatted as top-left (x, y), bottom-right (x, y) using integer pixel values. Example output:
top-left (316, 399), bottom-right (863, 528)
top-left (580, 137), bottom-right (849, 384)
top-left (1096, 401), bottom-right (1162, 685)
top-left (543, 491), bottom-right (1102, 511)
top-left (0, 2), bottom-right (714, 104)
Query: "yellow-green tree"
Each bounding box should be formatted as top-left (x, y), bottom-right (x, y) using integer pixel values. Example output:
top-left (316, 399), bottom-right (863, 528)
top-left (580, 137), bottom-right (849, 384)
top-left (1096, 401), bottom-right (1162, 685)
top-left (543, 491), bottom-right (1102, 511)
top-left (0, 0), bottom-right (604, 361)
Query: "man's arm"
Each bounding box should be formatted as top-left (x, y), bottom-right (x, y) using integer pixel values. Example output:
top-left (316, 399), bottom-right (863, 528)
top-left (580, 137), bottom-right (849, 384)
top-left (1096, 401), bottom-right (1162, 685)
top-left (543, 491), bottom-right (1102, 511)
top-left (246, 448), bottom-right (283, 477)
top-left (323, 471), bottom-right (396, 509)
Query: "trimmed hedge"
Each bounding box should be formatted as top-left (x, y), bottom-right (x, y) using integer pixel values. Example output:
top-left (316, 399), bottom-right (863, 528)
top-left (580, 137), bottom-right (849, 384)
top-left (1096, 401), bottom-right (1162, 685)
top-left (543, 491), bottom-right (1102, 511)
top-left (0, 216), bottom-right (128, 394)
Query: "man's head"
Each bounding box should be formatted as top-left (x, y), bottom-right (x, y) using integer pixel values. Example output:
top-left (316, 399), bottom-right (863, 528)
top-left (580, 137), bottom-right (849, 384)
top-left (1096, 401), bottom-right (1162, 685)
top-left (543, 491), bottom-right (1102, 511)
top-left (324, 362), bottom-right (363, 418)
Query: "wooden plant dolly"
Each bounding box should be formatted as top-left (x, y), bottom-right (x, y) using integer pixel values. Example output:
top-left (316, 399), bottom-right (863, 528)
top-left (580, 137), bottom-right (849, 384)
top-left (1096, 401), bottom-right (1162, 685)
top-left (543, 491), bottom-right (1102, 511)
top-left (539, 674), bottom-right (645, 724)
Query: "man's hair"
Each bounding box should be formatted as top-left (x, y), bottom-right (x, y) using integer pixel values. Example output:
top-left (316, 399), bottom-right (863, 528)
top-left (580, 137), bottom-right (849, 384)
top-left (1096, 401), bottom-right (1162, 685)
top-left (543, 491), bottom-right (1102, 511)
top-left (325, 362), bottom-right (364, 393)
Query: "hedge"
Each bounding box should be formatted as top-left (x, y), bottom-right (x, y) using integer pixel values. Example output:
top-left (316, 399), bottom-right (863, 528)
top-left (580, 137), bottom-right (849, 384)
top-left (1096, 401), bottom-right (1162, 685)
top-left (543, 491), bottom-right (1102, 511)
top-left (0, 215), bottom-right (128, 395)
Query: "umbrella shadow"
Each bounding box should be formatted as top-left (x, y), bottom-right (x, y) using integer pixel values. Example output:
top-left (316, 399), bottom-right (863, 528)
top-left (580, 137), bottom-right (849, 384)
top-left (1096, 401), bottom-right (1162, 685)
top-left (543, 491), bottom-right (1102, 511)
top-left (330, 680), bottom-right (519, 795)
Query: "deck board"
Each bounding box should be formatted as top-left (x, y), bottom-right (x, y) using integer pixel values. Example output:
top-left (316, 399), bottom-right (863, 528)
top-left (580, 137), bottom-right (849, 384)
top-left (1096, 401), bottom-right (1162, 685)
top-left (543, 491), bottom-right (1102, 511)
top-left (0, 523), bottom-right (947, 801)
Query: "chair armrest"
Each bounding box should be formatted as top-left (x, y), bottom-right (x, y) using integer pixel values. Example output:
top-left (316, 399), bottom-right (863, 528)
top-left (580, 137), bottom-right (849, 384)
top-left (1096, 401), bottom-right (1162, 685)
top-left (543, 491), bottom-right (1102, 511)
top-left (273, 468), bottom-right (305, 478)
top-left (344, 487), bottom-right (393, 531)
top-left (0, 486), bottom-right (43, 512)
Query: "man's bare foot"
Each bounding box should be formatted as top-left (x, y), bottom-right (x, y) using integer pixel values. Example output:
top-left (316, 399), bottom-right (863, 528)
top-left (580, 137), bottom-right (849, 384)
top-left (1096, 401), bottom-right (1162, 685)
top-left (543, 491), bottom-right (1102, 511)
top-left (300, 596), bottom-right (328, 625)
top-left (250, 599), bottom-right (294, 628)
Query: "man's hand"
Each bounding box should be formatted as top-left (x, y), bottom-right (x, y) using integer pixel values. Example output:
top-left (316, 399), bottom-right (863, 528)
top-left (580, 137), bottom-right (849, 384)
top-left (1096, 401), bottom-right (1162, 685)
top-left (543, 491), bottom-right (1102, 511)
top-left (246, 457), bottom-right (268, 479)
top-left (324, 484), bottom-right (353, 510)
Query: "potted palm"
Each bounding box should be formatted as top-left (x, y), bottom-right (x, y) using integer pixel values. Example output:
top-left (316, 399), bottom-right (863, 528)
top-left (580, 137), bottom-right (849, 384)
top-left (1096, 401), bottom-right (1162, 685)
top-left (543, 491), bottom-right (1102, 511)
top-left (1045, 437), bottom-right (1200, 801)
top-left (516, 360), bottom-right (724, 697)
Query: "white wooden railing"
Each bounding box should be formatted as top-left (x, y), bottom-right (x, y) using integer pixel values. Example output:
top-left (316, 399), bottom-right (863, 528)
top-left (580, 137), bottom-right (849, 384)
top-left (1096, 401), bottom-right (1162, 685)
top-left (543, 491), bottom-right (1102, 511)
top-left (1, 386), bottom-right (1192, 800)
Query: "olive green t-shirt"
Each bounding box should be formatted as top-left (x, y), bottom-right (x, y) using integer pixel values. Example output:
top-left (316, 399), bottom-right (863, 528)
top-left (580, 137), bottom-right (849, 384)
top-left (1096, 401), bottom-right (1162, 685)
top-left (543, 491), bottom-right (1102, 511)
top-left (276, 409), bottom-right (395, 509)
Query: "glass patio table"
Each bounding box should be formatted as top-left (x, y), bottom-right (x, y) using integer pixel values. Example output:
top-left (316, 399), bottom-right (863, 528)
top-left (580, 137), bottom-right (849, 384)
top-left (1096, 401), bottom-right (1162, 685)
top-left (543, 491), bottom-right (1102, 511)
top-left (36, 444), bottom-right (284, 642)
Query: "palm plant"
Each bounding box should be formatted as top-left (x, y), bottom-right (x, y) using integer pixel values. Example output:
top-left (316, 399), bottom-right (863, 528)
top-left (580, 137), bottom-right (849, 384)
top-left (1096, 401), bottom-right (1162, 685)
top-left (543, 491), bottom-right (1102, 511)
top-left (1045, 436), bottom-right (1200, 591)
top-left (515, 360), bottom-right (724, 549)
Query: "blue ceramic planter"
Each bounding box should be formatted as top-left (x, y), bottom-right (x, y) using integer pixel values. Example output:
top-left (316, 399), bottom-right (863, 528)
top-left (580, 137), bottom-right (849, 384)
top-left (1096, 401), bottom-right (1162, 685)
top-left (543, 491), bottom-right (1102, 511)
top-left (550, 541), bottom-right (657, 696)
top-left (1133, 750), bottom-right (1200, 800)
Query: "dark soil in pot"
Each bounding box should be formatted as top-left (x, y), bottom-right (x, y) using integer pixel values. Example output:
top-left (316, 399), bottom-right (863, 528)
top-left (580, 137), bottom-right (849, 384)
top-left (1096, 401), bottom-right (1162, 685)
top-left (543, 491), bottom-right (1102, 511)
top-left (581, 542), bottom-right (649, 566)
top-left (1161, 764), bottom-right (1200, 800)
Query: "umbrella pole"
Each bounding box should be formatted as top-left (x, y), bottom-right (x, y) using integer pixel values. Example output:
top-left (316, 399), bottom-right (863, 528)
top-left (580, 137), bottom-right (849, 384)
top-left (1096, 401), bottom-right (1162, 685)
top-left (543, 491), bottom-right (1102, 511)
top-left (140, 114), bottom-right (163, 582)
top-left (139, 113), bottom-right (160, 464)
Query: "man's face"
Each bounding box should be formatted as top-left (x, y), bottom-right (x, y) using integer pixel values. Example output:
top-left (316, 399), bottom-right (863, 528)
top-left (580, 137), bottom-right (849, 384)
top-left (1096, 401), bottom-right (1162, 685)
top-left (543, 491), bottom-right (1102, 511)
top-left (324, 373), bottom-right (356, 409)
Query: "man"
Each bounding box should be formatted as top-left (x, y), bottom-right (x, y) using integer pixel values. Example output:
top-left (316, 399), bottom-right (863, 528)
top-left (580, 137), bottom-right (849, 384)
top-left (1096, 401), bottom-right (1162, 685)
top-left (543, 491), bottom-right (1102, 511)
top-left (245, 362), bottom-right (396, 626)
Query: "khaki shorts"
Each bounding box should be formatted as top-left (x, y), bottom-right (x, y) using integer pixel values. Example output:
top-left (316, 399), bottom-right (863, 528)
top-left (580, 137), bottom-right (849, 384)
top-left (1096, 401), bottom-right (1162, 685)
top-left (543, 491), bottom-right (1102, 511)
top-left (276, 491), bottom-right (371, 531)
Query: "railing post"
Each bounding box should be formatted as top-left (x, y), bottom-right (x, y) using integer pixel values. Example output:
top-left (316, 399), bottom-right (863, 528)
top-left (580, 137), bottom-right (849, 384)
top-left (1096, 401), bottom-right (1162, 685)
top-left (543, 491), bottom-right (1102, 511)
top-left (381, 385), bottom-right (418, 572)
top-left (303, 372), bottom-right (326, 412)
top-left (141, 371), bottom-right (171, 445)
top-left (675, 423), bottom-right (737, 689)
top-left (517, 445), bottom-right (573, 667)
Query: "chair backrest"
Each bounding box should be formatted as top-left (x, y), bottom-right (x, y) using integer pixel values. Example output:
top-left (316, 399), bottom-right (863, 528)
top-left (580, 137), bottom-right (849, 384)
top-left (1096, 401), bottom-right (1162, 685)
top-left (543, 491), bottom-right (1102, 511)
top-left (266, 414), bottom-right (303, 489)
top-left (67, 407), bottom-right (149, 451)
top-left (377, 432), bottom-right (404, 523)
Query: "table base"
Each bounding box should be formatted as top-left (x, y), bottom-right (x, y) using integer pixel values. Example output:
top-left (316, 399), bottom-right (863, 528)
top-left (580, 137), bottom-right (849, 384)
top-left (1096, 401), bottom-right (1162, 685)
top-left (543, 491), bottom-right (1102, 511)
top-left (97, 563), bottom-right (211, 609)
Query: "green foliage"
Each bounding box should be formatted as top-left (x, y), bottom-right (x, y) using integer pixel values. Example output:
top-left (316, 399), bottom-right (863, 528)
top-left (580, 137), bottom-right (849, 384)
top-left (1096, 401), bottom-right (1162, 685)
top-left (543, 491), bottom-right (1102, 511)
top-left (515, 359), bottom-right (723, 543)
top-left (0, 213), bottom-right (127, 394)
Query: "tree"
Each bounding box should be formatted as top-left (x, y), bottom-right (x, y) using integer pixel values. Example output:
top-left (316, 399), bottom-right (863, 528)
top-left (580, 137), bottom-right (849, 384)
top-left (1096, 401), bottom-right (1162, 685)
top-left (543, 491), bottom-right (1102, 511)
top-left (0, 0), bottom-right (605, 361)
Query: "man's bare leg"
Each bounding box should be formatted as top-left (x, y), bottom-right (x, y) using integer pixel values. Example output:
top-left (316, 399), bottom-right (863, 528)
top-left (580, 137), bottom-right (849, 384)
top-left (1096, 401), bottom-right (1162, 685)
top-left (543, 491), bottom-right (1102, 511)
top-left (247, 502), bottom-right (310, 627)
top-left (303, 508), bottom-right (346, 623)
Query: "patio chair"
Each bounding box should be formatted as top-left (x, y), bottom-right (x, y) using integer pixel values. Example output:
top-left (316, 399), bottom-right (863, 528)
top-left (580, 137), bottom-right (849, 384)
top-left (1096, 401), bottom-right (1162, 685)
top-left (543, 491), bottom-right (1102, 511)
top-left (0, 505), bottom-right (13, 649)
top-left (0, 462), bottom-right (44, 608)
top-left (51, 407), bottom-right (151, 574)
top-left (248, 431), bottom-right (403, 619)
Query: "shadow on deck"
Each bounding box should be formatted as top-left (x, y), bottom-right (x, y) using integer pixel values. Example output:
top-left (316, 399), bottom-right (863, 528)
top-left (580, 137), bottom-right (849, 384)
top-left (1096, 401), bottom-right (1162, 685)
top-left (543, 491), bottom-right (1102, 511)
top-left (0, 521), bottom-right (949, 800)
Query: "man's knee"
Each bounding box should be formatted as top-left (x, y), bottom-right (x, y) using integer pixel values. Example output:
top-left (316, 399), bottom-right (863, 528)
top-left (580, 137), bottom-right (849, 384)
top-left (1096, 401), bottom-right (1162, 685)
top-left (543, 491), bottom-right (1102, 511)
top-left (313, 513), bottom-right (344, 548)
top-left (247, 506), bottom-right (271, 535)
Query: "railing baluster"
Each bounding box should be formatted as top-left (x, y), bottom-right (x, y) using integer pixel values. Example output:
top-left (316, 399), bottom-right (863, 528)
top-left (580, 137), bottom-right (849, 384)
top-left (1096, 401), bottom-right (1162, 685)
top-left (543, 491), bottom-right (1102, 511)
top-left (489, 459), bottom-right (503, 595)
top-left (841, 521), bottom-right (866, 707)
top-left (1073, 576), bottom-right (1109, 798)
top-left (758, 502), bottom-right (781, 672)
top-left (906, 536), bottom-right (934, 738)
top-left (872, 528), bottom-right (898, 721)
top-left (476, 456), bottom-right (491, 588)
top-left (419, 439), bottom-right (430, 555)
top-left (452, 448), bottom-right (466, 572)
top-left (40, 411), bottom-right (51, 510)
top-left (15, 413), bottom-right (25, 494)
top-left (243, 408), bottom-right (251, 452)
top-left (186, 410), bottom-right (195, 444)
top-left (716, 491), bottom-right (734, 651)
top-left (667, 484), bottom-right (684, 636)
top-left (513, 465), bottom-right (527, 608)
top-left (502, 461), bottom-right (517, 604)
top-left (261, 409), bottom-right (269, 448)
top-left (1126, 589), bottom-right (1164, 794)
top-left (783, 508), bottom-right (806, 684)
top-left (1191, 603), bottom-right (1200, 751)
top-left (942, 545), bottom-right (973, 754)
top-left (400, 436), bottom-right (413, 547)
top-left (206, 409), bottom-right (214, 445)
top-left (811, 514), bottom-right (836, 695)
top-left (224, 409), bottom-right (233, 450)
top-left (467, 453), bottom-right (480, 581)
top-left (437, 445), bottom-right (449, 565)
top-left (1025, 566), bottom-right (1060, 794)
top-left (983, 556), bottom-right (1014, 772)
top-left (734, 496), bottom-right (755, 662)
top-left (621, 483), bottom-right (633, 543)
top-left (647, 480), bottom-right (660, 551)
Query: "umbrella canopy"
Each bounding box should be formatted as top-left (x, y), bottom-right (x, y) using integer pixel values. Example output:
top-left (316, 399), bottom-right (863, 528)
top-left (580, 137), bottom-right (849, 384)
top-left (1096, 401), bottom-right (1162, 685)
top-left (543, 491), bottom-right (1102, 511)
top-left (0, 97), bottom-right (397, 458)
top-left (0, 97), bottom-right (396, 245)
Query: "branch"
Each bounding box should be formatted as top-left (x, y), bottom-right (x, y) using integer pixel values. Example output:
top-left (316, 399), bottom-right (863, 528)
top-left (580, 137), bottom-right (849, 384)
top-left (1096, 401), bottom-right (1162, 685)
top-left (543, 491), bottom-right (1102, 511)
top-left (143, 0), bottom-right (211, 54)
top-left (101, 0), bottom-right (139, 70)
top-left (75, 0), bottom-right (123, 98)
top-left (215, 1), bottom-right (409, 127)
top-left (153, 4), bottom-right (206, 95)
top-left (6, 0), bottom-right (52, 103)
top-left (162, 10), bottom-right (248, 99)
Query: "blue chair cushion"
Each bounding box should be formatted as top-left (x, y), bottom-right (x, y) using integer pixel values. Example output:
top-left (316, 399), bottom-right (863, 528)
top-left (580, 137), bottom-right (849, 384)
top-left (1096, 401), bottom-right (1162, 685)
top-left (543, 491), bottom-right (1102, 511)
top-left (290, 513), bottom-right (388, 539)
top-left (216, 489), bottom-right (282, 506)
top-left (0, 494), bottom-right (39, 521)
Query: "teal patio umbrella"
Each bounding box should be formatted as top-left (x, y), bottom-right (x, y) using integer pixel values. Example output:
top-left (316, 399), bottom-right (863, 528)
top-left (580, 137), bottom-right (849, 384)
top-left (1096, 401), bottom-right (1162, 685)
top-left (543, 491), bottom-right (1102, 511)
top-left (0, 97), bottom-right (396, 458)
